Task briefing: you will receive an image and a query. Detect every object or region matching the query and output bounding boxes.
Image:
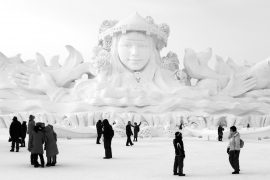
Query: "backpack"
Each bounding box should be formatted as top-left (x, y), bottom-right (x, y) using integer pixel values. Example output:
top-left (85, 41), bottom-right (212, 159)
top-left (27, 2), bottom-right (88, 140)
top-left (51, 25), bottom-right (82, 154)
top-left (240, 139), bottom-right (244, 148)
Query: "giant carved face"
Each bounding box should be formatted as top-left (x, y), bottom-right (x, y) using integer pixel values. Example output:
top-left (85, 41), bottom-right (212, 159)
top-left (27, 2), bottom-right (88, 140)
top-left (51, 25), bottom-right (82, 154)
top-left (117, 32), bottom-right (152, 71)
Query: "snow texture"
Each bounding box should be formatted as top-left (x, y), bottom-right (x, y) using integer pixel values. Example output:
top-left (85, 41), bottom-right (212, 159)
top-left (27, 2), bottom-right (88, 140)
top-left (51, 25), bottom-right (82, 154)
top-left (0, 129), bottom-right (270, 180)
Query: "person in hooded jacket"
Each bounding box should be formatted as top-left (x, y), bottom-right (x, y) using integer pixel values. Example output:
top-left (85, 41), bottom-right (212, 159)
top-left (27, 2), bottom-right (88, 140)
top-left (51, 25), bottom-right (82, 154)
top-left (27, 115), bottom-right (36, 165)
top-left (96, 120), bottom-right (103, 144)
top-left (173, 131), bottom-right (185, 176)
top-left (20, 121), bottom-right (27, 147)
top-left (227, 126), bottom-right (241, 174)
top-left (28, 123), bottom-right (45, 168)
top-left (44, 125), bottom-right (59, 166)
top-left (133, 122), bottom-right (141, 142)
top-left (102, 119), bottom-right (114, 159)
top-left (9, 116), bottom-right (22, 152)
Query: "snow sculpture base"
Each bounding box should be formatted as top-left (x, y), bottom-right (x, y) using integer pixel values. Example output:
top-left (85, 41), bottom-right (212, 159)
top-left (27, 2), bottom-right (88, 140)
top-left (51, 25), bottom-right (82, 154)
top-left (1, 111), bottom-right (270, 138)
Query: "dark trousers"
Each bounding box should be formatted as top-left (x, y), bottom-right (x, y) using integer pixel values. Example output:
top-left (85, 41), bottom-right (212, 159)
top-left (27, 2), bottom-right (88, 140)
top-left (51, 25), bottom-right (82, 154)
top-left (104, 138), bottom-right (112, 158)
top-left (173, 155), bottom-right (184, 174)
top-left (133, 133), bottom-right (138, 141)
top-left (126, 135), bottom-right (133, 146)
top-left (11, 139), bottom-right (19, 151)
top-left (33, 154), bottom-right (44, 166)
top-left (47, 155), bottom-right (57, 165)
top-left (96, 133), bottom-right (102, 144)
top-left (229, 150), bottom-right (240, 172)
top-left (30, 153), bottom-right (35, 165)
top-left (21, 138), bottom-right (25, 147)
top-left (218, 135), bottom-right (223, 141)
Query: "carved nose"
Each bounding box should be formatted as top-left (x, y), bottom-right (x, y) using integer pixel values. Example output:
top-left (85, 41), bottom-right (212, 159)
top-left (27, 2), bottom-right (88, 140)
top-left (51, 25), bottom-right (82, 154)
top-left (130, 46), bottom-right (138, 55)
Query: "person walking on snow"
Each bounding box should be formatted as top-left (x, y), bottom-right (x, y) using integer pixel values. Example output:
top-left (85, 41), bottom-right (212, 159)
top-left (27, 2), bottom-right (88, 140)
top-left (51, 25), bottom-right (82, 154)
top-left (126, 121), bottom-right (134, 146)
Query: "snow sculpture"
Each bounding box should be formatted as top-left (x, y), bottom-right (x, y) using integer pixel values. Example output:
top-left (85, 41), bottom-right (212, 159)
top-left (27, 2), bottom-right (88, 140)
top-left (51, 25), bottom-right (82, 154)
top-left (1, 13), bottom-right (270, 137)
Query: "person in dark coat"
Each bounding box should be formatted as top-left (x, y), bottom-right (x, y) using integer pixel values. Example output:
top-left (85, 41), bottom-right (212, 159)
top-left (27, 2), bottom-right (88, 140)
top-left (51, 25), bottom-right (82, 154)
top-left (133, 122), bottom-right (141, 142)
top-left (20, 121), bottom-right (27, 147)
top-left (28, 123), bottom-right (45, 168)
top-left (126, 121), bottom-right (134, 146)
top-left (9, 116), bottom-right (22, 152)
top-left (44, 125), bottom-right (59, 166)
top-left (102, 119), bottom-right (114, 159)
top-left (218, 125), bottom-right (224, 141)
top-left (96, 120), bottom-right (103, 144)
top-left (27, 115), bottom-right (36, 165)
top-left (173, 131), bottom-right (185, 176)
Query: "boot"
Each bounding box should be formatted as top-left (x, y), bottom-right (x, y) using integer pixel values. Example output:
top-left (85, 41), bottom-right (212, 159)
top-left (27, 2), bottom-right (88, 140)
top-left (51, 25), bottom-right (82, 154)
top-left (51, 156), bottom-right (57, 166)
top-left (46, 157), bottom-right (52, 167)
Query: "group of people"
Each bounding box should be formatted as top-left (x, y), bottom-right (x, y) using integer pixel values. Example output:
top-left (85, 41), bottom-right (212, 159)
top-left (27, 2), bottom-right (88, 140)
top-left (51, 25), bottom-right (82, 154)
top-left (173, 125), bottom-right (243, 176)
top-left (95, 120), bottom-right (142, 159)
top-left (9, 115), bottom-right (59, 168)
top-left (95, 119), bottom-right (114, 159)
top-left (9, 117), bottom-right (27, 152)
top-left (9, 115), bottom-right (242, 175)
top-left (126, 121), bottom-right (141, 146)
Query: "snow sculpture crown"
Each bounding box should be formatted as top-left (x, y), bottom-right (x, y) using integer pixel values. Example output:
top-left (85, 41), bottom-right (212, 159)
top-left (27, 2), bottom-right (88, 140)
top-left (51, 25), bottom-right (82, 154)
top-left (98, 13), bottom-right (170, 51)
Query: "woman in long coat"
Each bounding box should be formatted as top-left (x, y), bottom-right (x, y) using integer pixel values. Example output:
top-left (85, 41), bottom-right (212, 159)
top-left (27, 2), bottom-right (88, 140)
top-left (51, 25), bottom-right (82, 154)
top-left (28, 124), bottom-right (45, 168)
top-left (44, 125), bottom-right (59, 166)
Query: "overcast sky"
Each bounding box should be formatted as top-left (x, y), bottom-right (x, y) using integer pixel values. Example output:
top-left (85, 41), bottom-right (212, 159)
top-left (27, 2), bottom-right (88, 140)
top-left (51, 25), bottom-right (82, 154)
top-left (0, 0), bottom-right (269, 66)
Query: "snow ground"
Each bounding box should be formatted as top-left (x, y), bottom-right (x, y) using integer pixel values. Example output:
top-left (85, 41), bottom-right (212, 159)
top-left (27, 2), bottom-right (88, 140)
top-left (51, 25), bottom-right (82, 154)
top-left (0, 129), bottom-right (270, 180)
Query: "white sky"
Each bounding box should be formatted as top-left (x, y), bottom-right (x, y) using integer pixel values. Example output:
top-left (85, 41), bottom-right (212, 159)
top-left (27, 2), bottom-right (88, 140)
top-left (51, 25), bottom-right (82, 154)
top-left (0, 0), bottom-right (269, 66)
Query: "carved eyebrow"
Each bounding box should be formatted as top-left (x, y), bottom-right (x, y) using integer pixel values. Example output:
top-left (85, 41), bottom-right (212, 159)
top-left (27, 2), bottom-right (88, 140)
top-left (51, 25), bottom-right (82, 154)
top-left (123, 39), bottom-right (147, 42)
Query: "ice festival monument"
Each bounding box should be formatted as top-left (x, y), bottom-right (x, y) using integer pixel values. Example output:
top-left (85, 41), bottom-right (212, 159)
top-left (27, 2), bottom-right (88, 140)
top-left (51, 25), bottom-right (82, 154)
top-left (0, 13), bottom-right (270, 138)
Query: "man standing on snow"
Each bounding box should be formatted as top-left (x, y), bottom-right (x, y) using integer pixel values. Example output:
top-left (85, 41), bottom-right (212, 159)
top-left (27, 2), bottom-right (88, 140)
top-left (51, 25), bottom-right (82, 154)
top-left (126, 121), bottom-right (134, 146)
top-left (218, 125), bottom-right (224, 141)
top-left (96, 120), bottom-right (103, 144)
top-left (227, 126), bottom-right (241, 174)
top-left (9, 116), bottom-right (22, 152)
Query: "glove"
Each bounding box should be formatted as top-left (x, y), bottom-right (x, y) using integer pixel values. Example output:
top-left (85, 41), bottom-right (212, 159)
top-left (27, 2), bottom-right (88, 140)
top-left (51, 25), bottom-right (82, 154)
top-left (227, 148), bottom-right (230, 154)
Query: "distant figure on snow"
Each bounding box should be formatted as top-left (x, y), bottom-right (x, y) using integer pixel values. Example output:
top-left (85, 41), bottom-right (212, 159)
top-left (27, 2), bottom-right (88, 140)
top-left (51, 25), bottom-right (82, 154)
top-left (126, 121), bottom-right (134, 146)
top-left (44, 125), bottom-right (59, 166)
top-left (133, 122), bottom-right (141, 142)
top-left (9, 116), bottom-right (22, 152)
top-left (102, 119), bottom-right (114, 159)
top-left (96, 120), bottom-right (103, 144)
top-left (28, 122), bottom-right (45, 168)
top-left (173, 132), bottom-right (185, 176)
top-left (218, 125), bottom-right (224, 141)
top-left (227, 126), bottom-right (241, 174)
top-left (27, 115), bottom-right (36, 165)
top-left (20, 121), bottom-right (27, 147)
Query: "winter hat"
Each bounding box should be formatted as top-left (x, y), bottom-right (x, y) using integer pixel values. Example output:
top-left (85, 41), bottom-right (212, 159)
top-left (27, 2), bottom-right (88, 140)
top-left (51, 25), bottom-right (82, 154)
top-left (175, 131), bottom-right (181, 136)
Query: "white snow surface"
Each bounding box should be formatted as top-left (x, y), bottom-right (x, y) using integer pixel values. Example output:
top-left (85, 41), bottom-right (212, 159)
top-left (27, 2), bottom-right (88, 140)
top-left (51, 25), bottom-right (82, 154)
top-left (0, 129), bottom-right (270, 180)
